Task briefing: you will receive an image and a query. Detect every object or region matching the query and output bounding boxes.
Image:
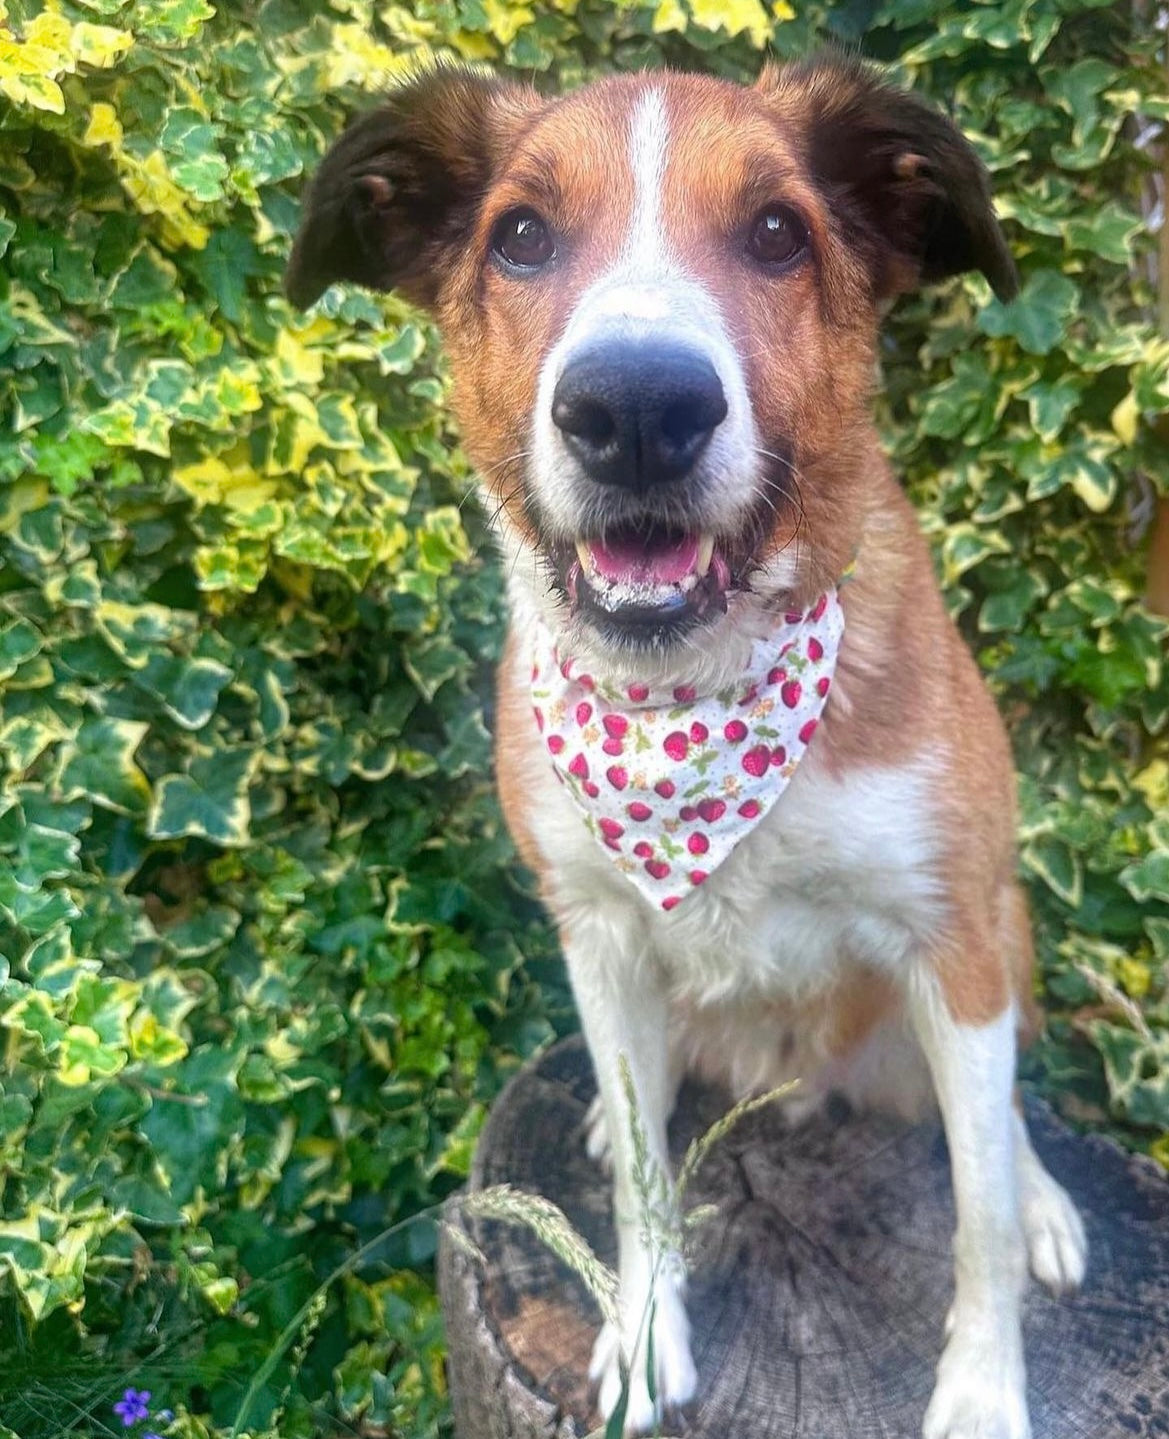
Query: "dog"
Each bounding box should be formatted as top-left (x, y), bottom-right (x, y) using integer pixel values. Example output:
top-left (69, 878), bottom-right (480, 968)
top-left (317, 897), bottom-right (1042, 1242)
top-left (287, 56), bottom-right (1088, 1439)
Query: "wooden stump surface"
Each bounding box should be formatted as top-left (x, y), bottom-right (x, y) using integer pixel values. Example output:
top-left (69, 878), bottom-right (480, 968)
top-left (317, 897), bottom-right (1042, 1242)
top-left (438, 1036), bottom-right (1169, 1439)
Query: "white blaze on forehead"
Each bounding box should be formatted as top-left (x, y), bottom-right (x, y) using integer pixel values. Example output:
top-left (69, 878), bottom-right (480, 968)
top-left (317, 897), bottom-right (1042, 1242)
top-left (628, 88), bottom-right (670, 271)
top-left (526, 79), bottom-right (762, 570)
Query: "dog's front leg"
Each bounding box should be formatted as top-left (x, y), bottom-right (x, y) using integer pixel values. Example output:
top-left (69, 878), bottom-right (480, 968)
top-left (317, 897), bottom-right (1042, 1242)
top-left (564, 909), bottom-right (697, 1435)
top-left (910, 971), bottom-right (1030, 1439)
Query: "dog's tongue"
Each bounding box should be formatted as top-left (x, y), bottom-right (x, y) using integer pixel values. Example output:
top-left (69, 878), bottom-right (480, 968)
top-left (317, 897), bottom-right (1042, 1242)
top-left (589, 534), bottom-right (698, 585)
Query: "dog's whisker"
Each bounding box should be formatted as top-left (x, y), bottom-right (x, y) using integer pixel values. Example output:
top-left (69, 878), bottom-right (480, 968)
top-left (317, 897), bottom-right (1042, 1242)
top-left (456, 451), bottom-right (531, 515)
top-left (482, 477), bottom-right (529, 533)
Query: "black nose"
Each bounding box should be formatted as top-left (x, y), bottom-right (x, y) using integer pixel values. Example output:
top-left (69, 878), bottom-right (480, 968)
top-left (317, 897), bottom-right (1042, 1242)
top-left (551, 342), bottom-right (728, 491)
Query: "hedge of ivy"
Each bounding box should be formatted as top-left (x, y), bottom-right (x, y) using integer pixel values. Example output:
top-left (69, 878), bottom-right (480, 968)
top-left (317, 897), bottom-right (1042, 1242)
top-left (0, 1), bottom-right (1166, 1436)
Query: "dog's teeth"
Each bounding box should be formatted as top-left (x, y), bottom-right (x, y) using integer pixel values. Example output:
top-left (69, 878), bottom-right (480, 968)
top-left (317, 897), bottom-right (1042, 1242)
top-left (575, 540), bottom-right (592, 573)
top-left (695, 534), bottom-right (715, 578)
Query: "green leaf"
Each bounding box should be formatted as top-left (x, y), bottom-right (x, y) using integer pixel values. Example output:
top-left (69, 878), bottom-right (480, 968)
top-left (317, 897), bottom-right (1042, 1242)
top-left (1087, 1021), bottom-right (1169, 1130)
top-left (148, 747), bottom-right (255, 845)
top-left (60, 1024), bottom-right (127, 1084)
top-left (1021, 835), bottom-right (1082, 907)
top-left (95, 600), bottom-right (197, 668)
top-left (376, 324), bottom-right (426, 374)
top-left (1044, 58), bottom-right (1119, 133)
top-left (403, 636), bottom-right (465, 701)
top-left (54, 716), bottom-right (151, 814)
top-left (1023, 380), bottom-right (1080, 442)
top-left (134, 0), bottom-right (215, 42)
top-left (159, 902), bottom-right (240, 957)
top-left (1062, 203), bottom-right (1143, 265)
top-left (0, 707), bottom-right (73, 773)
top-left (14, 825), bottom-right (81, 884)
top-left (978, 270), bottom-right (1079, 355)
top-left (0, 621), bottom-right (43, 680)
top-left (128, 1010), bottom-right (189, 1066)
top-left (189, 228), bottom-right (265, 324)
top-left (109, 244), bottom-right (180, 309)
top-left (1120, 850), bottom-right (1169, 904)
top-left (940, 523), bottom-right (1010, 583)
top-left (108, 1175), bottom-right (186, 1226)
top-left (235, 126), bottom-right (304, 188)
top-left (139, 1047), bottom-right (245, 1205)
top-left (135, 653), bottom-right (233, 729)
top-left (916, 352), bottom-right (994, 439)
top-left (1049, 444), bottom-right (1118, 514)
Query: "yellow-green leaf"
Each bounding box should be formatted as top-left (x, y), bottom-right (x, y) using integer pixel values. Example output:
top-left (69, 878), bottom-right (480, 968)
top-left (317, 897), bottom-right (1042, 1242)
top-left (652, 0), bottom-right (687, 33)
top-left (689, 0), bottom-right (771, 47)
top-left (83, 99), bottom-right (123, 146)
top-left (70, 21), bottom-right (133, 68)
top-left (0, 54), bottom-right (65, 113)
top-left (1110, 390), bottom-right (1139, 446)
top-left (482, 0), bottom-right (533, 44)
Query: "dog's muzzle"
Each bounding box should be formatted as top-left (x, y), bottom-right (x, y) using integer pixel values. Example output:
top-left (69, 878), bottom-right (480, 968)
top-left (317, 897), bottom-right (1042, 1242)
top-left (542, 339), bottom-right (732, 641)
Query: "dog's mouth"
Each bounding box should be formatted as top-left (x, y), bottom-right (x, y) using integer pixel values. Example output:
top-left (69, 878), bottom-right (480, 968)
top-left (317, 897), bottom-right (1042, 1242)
top-left (531, 447), bottom-right (800, 645)
top-left (552, 524), bottom-right (734, 639)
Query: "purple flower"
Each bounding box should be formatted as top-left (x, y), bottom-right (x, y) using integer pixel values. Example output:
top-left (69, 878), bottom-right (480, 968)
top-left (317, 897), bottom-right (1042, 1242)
top-left (113, 1389), bottom-right (151, 1426)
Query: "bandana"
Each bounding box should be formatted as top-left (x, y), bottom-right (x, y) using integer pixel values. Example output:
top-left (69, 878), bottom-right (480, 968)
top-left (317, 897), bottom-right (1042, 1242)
top-left (531, 588), bottom-right (845, 911)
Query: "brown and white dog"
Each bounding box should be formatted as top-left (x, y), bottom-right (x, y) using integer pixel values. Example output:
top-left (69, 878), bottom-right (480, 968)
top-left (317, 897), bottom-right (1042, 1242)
top-left (287, 58), bottom-right (1087, 1439)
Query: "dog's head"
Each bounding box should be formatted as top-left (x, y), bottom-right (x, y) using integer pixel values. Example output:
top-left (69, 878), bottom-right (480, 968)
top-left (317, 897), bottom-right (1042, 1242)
top-left (287, 59), bottom-right (1014, 679)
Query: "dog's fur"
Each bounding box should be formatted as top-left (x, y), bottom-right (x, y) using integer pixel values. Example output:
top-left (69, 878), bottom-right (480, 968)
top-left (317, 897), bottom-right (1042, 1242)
top-left (288, 58), bottom-right (1087, 1439)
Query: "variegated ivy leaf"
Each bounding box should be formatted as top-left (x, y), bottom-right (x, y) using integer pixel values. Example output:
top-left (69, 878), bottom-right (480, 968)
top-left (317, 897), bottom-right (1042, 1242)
top-left (148, 748), bottom-right (256, 846)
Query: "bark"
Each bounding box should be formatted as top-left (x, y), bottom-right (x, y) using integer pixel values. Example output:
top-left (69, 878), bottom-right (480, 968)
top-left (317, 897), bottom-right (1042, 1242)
top-left (439, 1037), bottom-right (1169, 1439)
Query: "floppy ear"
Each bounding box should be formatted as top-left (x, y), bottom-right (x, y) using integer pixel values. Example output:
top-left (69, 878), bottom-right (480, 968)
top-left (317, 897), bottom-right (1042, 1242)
top-left (761, 57), bottom-right (1018, 302)
top-left (285, 65), bottom-right (539, 311)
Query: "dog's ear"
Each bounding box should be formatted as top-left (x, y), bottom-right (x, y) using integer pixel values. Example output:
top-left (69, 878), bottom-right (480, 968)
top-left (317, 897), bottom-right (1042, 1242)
top-left (760, 57), bottom-right (1018, 302)
top-left (285, 65), bottom-right (539, 311)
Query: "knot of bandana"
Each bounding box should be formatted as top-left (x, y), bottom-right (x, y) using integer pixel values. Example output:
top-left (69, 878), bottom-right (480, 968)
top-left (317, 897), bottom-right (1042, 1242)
top-left (531, 589), bottom-right (845, 911)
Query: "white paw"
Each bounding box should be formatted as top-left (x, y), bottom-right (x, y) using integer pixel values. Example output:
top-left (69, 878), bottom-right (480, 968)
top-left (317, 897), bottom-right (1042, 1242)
top-left (1021, 1170), bottom-right (1086, 1297)
top-left (923, 1329), bottom-right (1030, 1439)
top-left (590, 1272), bottom-right (697, 1435)
top-left (584, 1093), bottom-right (613, 1172)
top-left (777, 1086), bottom-right (827, 1128)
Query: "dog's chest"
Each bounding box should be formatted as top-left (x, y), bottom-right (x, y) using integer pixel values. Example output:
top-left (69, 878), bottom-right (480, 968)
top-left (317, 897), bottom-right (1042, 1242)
top-left (533, 747), bottom-right (945, 1004)
top-left (661, 758), bottom-right (945, 1003)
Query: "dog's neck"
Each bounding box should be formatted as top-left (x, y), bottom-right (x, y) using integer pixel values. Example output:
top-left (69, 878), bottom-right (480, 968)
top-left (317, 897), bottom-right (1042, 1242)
top-left (529, 584), bottom-right (846, 911)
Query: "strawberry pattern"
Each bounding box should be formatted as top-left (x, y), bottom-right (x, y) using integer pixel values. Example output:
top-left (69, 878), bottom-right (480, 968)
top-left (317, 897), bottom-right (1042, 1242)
top-left (531, 587), bottom-right (846, 910)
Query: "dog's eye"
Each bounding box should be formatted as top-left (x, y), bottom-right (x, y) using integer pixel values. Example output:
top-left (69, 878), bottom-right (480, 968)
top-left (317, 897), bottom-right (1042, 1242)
top-left (746, 205), bottom-right (808, 267)
top-left (491, 208), bottom-right (556, 270)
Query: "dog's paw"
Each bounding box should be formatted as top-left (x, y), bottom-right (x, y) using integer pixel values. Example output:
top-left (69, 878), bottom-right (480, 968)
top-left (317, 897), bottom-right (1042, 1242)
top-left (923, 1330), bottom-right (1030, 1439)
top-left (583, 1093), bottom-right (613, 1172)
top-left (590, 1278), bottom-right (697, 1435)
top-left (774, 1086), bottom-right (827, 1128)
top-left (1020, 1169), bottom-right (1086, 1297)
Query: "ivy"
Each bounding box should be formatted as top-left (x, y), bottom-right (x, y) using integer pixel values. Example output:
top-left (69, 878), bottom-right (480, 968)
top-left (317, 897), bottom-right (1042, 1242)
top-left (0, 0), bottom-right (1166, 1436)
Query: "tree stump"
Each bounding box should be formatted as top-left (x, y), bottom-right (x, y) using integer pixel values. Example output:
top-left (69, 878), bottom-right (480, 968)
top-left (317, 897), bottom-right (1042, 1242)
top-left (438, 1036), bottom-right (1169, 1439)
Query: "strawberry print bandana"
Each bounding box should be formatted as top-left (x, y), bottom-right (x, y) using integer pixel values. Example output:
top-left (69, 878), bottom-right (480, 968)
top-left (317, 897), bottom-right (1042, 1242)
top-left (531, 589), bottom-right (845, 911)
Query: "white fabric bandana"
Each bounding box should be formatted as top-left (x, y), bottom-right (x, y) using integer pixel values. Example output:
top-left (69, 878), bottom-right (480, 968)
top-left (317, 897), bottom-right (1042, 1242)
top-left (531, 588), bottom-right (845, 911)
